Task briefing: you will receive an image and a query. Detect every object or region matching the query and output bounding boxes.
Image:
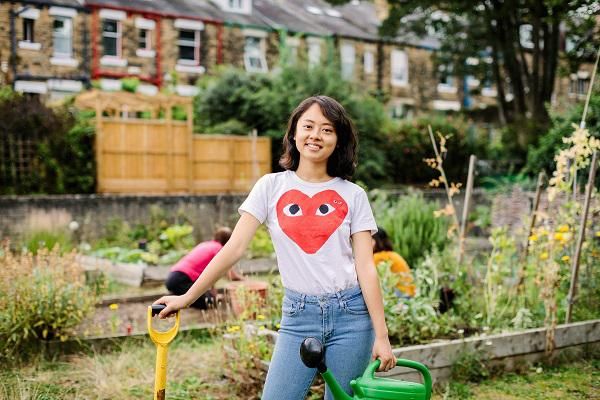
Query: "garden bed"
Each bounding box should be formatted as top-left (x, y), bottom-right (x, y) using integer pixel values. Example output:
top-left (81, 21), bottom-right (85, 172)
top-left (384, 319), bottom-right (600, 385)
top-left (78, 254), bottom-right (277, 286)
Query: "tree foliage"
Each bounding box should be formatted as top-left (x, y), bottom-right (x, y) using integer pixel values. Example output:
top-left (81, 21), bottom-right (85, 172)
top-left (194, 65), bottom-right (391, 185)
top-left (0, 90), bottom-right (95, 194)
top-left (335, 0), bottom-right (599, 153)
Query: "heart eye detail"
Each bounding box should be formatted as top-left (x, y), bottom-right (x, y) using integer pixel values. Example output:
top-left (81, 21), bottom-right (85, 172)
top-left (283, 203), bottom-right (303, 217)
top-left (316, 203), bottom-right (335, 216)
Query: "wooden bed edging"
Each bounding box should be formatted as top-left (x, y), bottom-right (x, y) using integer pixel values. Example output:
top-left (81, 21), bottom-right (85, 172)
top-left (383, 319), bottom-right (600, 384)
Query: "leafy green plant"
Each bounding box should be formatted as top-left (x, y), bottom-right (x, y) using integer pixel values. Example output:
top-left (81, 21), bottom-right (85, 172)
top-left (217, 286), bottom-right (277, 398)
top-left (22, 230), bottom-right (74, 254)
top-left (450, 349), bottom-right (491, 383)
top-left (0, 89), bottom-right (95, 194)
top-left (378, 247), bottom-right (463, 345)
top-left (120, 77), bottom-right (140, 93)
top-left (371, 190), bottom-right (450, 267)
top-left (247, 225), bottom-right (274, 259)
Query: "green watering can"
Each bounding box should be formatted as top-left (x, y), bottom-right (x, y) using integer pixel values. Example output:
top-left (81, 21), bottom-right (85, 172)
top-left (300, 337), bottom-right (432, 400)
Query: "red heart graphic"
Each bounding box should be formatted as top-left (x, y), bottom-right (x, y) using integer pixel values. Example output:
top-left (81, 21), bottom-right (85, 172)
top-left (276, 189), bottom-right (348, 254)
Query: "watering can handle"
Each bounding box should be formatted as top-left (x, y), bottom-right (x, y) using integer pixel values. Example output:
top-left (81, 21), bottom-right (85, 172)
top-left (365, 359), bottom-right (432, 400)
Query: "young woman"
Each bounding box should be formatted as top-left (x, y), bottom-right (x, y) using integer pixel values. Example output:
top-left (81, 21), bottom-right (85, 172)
top-left (154, 96), bottom-right (396, 399)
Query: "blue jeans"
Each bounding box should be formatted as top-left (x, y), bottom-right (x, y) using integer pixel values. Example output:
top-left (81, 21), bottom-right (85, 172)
top-left (261, 285), bottom-right (375, 400)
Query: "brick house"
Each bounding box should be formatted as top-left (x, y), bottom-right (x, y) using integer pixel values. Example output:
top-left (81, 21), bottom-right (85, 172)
top-left (1, 0), bottom-right (593, 117)
top-left (1, 0), bottom-right (90, 101)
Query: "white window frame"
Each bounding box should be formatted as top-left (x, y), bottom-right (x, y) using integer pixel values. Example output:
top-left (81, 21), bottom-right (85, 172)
top-left (244, 35), bottom-right (268, 73)
top-left (340, 43), bottom-right (355, 80)
top-left (135, 17), bottom-right (155, 58)
top-left (52, 16), bottom-right (73, 58)
top-left (218, 0), bottom-right (251, 14)
top-left (138, 29), bottom-right (151, 50)
top-left (519, 24), bottom-right (534, 49)
top-left (19, 9), bottom-right (41, 50)
top-left (286, 37), bottom-right (300, 65)
top-left (101, 18), bottom-right (122, 58)
top-left (437, 64), bottom-right (457, 94)
top-left (307, 37), bottom-right (322, 68)
top-left (177, 29), bottom-right (200, 66)
top-left (22, 17), bottom-right (35, 42)
top-left (363, 50), bottom-right (375, 75)
top-left (391, 49), bottom-right (408, 86)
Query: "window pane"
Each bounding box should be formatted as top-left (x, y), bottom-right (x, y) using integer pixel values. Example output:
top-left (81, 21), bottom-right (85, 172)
top-left (103, 37), bottom-right (117, 56)
top-left (308, 43), bottom-right (321, 67)
top-left (245, 36), bottom-right (260, 51)
top-left (249, 56), bottom-right (263, 69)
top-left (179, 30), bottom-right (195, 41)
top-left (341, 44), bottom-right (355, 79)
top-left (138, 29), bottom-right (148, 49)
top-left (53, 18), bottom-right (72, 56)
top-left (392, 50), bottom-right (408, 84)
top-left (179, 45), bottom-right (195, 61)
top-left (103, 20), bottom-right (118, 34)
top-left (23, 19), bottom-right (34, 42)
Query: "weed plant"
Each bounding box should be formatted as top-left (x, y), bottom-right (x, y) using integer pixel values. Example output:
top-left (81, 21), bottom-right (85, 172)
top-left (0, 245), bottom-right (98, 362)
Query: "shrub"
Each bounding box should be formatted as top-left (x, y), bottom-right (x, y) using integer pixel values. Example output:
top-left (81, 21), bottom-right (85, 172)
top-left (22, 229), bottom-right (74, 254)
top-left (384, 114), bottom-right (488, 185)
top-left (247, 225), bottom-right (274, 259)
top-left (0, 90), bottom-right (95, 194)
top-left (194, 65), bottom-right (391, 186)
top-left (371, 190), bottom-right (450, 268)
top-left (0, 246), bottom-right (97, 361)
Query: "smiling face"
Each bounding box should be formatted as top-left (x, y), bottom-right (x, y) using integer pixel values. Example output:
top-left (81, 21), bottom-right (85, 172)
top-left (294, 103), bottom-right (338, 166)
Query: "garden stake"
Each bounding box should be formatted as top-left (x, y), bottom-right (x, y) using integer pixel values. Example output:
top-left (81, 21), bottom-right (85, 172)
top-left (148, 304), bottom-right (180, 400)
top-left (301, 337), bottom-right (432, 400)
top-left (458, 154), bottom-right (476, 265)
top-left (565, 150), bottom-right (598, 323)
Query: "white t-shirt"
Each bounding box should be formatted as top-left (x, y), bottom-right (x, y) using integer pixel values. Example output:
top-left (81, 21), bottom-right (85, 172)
top-left (239, 170), bottom-right (377, 295)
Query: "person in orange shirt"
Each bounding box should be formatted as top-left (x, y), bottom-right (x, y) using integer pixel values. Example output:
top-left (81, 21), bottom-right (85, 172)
top-left (372, 227), bottom-right (416, 298)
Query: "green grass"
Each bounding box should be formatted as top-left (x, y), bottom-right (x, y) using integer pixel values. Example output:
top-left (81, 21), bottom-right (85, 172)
top-left (2, 336), bottom-right (235, 400)
top-left (435, 358), bottom-right (599, 399)
top-left (3, 336), bottom-right (598, 400)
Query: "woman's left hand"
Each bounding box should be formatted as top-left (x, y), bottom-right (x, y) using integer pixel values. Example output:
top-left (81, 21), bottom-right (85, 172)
top-left (372, 335), bottom-right (396, 372)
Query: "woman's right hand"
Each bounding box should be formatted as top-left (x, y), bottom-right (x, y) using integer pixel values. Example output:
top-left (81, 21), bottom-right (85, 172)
top-left (153, 295), bottom-right (190, 319)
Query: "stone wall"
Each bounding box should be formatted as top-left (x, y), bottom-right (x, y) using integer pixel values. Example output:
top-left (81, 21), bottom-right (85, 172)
top-left (0, 194), bottom-right (246, 244)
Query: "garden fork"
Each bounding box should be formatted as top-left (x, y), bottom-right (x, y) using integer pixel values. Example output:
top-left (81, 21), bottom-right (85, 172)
top-left (148, 304), bottom-right (180, 400)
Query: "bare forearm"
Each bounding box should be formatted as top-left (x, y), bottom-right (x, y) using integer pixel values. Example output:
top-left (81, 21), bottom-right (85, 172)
top-left (182, 247), bottom-right (243, 306)
top-left (182, 212), bottom-right (260, 306)
top-left (357, 263), bottom-right (389, 339)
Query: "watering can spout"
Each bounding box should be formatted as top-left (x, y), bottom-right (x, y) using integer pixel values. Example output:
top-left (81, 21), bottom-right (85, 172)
top-left (300, 338), bottom-right (354, 400)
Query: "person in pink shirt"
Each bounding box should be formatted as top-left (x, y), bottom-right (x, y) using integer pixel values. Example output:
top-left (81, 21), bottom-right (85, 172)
top-left (165, 226), bottom-right (244, 309)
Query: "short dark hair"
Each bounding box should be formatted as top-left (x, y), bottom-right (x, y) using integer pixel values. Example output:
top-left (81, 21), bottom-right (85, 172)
top-left (213, 226), bottom-right (232, 245)
top-left (279, 96), bottom-right (358, 180)
top-left (373, 227), bottom-right (394, 252)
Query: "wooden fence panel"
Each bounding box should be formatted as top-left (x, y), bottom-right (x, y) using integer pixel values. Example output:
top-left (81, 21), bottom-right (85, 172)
top-left (96, 120), bottom-right (271, 194)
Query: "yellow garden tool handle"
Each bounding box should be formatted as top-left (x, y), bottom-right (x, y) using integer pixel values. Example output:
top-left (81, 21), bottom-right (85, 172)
top-left (148, 305), bottom-right (180, 400)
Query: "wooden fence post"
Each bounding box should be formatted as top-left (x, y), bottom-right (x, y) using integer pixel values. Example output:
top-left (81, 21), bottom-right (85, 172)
top-left (187, 103), bottom-right (194, 193)
top-left (94, 94), bottom-right (103, 193)
top-left (166, 103), bottom-right (174, 193)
